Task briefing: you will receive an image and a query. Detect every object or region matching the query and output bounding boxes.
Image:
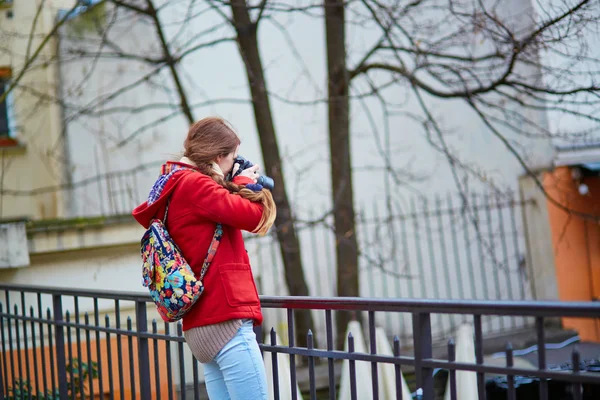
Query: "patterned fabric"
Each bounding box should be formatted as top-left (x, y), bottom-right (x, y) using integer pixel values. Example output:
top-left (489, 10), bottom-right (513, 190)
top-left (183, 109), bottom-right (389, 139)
top-left (140, 163), bottom-right (223, 322)
top-left (147, 163), bottom-right (190, 205)
top-left (141, 219), bottom-right (222, 322)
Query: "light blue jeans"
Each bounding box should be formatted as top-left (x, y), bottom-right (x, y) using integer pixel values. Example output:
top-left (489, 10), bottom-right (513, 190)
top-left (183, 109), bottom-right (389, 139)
top-left (204, 319), bottom-right (268, 400)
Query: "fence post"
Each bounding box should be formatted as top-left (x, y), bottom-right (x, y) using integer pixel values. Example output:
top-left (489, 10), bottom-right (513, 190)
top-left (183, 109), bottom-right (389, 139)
top-left (136, 301), bottom-right (151, 400)
top-left (52, 294), bottom-right (69, 398)
top-left (254, 323), bottom-right (264, 356)
top-left (0, 348), bottom-right (4, 400)
top-left (412, 312), bottom-right (433, 400)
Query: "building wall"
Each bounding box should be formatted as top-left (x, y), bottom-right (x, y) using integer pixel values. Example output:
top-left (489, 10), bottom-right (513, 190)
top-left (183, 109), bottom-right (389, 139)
top-left (56, 0), bottom-right (555, 222)
top-left (0, 0), bottom-right (77, 220)
top-left (544, 167), bottom-right (600, 341)
top-left (52, 1), bottom-right (551, 331)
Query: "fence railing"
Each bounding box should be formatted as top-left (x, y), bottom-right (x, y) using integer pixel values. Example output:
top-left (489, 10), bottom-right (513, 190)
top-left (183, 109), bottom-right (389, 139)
top-left (5, 160), bottom-right (535, 342)
top-left (1, 284), bottom-right (599, 400)
top-left (250, 192), bottom-right (535, 343)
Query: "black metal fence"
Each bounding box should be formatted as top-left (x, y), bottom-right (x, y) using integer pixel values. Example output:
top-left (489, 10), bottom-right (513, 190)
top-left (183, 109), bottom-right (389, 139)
top-left (1, 283), bottom-right (599, 400)
top-left (249, 192), bottom-right (535, 343)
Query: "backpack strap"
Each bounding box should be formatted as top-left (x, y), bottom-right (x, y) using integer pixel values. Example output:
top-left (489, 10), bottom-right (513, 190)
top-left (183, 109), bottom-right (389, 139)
top-left (199, 223), bottom-right (223, 280)
top-left (163, 199), bottom-right (222, 280)
top-left (161, 166), bottom-right (222, 281)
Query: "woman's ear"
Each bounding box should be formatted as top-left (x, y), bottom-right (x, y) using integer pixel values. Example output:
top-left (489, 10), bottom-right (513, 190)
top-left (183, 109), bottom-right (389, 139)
top-left (215, 154), bottom-right (223, 163)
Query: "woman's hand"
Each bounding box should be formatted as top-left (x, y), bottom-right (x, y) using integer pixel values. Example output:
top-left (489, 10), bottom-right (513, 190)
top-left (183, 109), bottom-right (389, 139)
top-left (234, 163), bottom-right (260, 183)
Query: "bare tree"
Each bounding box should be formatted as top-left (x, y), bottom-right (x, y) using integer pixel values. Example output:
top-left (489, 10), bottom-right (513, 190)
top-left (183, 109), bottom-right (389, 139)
top-left (1, 0), bottom-right (317, 346)
top-left (317, 0), bottom-right (600, 343)
top-left (3, 0), bottom-right (600, 348)
top-left (221, 0), bottom-right (316, 347)
top-left (324, 0), bottom-right (362, 349)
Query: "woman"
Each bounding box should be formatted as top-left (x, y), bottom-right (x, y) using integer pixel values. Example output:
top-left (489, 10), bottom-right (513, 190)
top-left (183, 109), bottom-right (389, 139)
top-left (133, 116), bottom-right (275, 399)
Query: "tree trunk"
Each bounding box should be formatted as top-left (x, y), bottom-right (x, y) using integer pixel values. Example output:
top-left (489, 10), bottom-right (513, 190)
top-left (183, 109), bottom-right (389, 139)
top-left (324, 0), bottom-right (361, 349)
top-left (229, 0), bottom-right (315, 348)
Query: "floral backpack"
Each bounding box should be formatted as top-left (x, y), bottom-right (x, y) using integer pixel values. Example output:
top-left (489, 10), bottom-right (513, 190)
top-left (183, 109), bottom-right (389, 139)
top-left (140, 168), bottom-right (223, 322)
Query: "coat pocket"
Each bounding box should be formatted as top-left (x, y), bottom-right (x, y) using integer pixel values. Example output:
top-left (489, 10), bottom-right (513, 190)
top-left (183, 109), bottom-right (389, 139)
top-left (218, 263), bottom-right (260, 307)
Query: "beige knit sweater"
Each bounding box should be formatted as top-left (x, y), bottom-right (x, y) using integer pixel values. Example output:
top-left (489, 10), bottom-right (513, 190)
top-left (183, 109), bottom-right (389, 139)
top-left (184, 319), bottom-right (243, 363)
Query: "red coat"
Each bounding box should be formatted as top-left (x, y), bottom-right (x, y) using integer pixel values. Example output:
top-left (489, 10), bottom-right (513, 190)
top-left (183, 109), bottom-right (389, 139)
top-left (132, 162), bottom-right (264, 330)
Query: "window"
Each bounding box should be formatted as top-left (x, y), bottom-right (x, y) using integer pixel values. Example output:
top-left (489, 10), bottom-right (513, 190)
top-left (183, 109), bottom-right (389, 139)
top-left (0, 67), bottom-right (13, 139)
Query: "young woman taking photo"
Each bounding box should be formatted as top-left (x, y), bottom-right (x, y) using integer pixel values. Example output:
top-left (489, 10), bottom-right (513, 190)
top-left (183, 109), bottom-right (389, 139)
top-left (133, 116), bottom-right (276, 399)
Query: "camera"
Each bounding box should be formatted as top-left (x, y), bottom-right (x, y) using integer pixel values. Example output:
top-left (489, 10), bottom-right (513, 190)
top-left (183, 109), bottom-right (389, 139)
top-left (229, 155), bottom-right (274, 191)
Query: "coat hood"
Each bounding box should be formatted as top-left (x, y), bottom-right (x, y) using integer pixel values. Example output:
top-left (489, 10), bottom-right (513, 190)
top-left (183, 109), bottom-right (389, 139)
top-left (132, 161), bottom-right (199, 228)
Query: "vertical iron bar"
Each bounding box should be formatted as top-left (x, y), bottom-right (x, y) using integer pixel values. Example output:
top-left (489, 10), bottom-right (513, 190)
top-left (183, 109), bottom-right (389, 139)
top-left (307, 330), bottom-right (316, 400)
top-left (391, 209), bottom-right (403, 334)
top-left (13, 304), bottom-right (24, 399)
top-left (152, 320), bottom-right (161, 400)
top-left (270, 329), bottom-right (280, 400)
top-left (5, 292), bottom-right (16, 399)
top-left (368, 311), bottom-right (379, 400)
top-left (323, 204), bottom-right (336, 294)
top-left (29, 307), bottom-right (39, 400)
top-left (118, 173), bottom-right (127, 213)
top-left (287, 309), bottom-right (297, 400)
top-left (309, 210), bottom-right (324, 297)
top-left (496, 198), bottom-right (516, 329)
top-left (474, 315), bottom-right (485, 400)
top-left (93, 299), bottom-right (104, 399)
top-left (114, 300), bottom-right (125, 400)
top-left (473, 193), bottom-right (491, 331)
top-left (423, 199), bottom-right (444, 334)
top-left (20, 293), bottom-right (31, 400)
top-left (461, 196), bottom-right (479, 301)
top-left (0, 304), bottom-right (9, 400)
top-left (177, 322), bottom-right (186, 400)
top-left (85, 313), bottom-right (95, 400)
top-left (509, 194), bottom-right (527, 300)
top-left (436, 195), bottom-right (453, 332)
top-left (127, 317), bottom-right (136, 400)
top-left (411, 199), bottom-right (428, 302)
top-left (412, 313), bottom-right (433, 400)
top-left (371, 202), bottom-right (392, 332)
top-left (571, 347), bottom-right (582, 400)
top-left (393, 336), bottom-right (403, 400)
top-left (536, 317), bottom-right (548, 400)
top-left (363, 204), bottom-right (376, 299)
top-left (484, 193), bottom-right (504, 331)
top-left (254, 323), bottom-right (264, 356)
top-left (164, 322), bottom-right (174, 400)
top-left (192, 357), bottom-right (200, 400)
top-left (398, 203), bottom-right (415, 343)
top-left (66, 311), bottom-right (74, 399)
top-left (506, 343), bottom-right (515, 400)
top-left (348, 333), bottom-right (357, 400)
top-left (448, 339), bottom-right (457, 400)
top-left (46, 308), bottom-right (57, 397)
top-left (435, 197), bottom-right (453, 296)
top-left (74, 297), bottom-right (84, 399)
top-left (508, 193), bottom-right (527, 331)
top-left (37, 293), bottom-right (48, 397)
top-left (326, 310), bottom-right (336, 400)
top-left (448, 195), bottom-right (465, 301)
top-left (105, 315), bottom-right (115, 400)
top-left (136, 301), bottom-right (151, 400)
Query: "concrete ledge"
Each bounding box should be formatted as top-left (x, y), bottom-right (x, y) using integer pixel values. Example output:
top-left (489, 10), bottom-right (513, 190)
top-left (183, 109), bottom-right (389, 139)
top-left (26, 214), bottom-right (143, 255)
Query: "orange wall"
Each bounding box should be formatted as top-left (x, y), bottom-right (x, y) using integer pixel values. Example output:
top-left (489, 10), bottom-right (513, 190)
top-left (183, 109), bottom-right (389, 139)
top-left (544, 167), bottom-right (600, 342)
top-left (1, 333), bottom-right (173, 399)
